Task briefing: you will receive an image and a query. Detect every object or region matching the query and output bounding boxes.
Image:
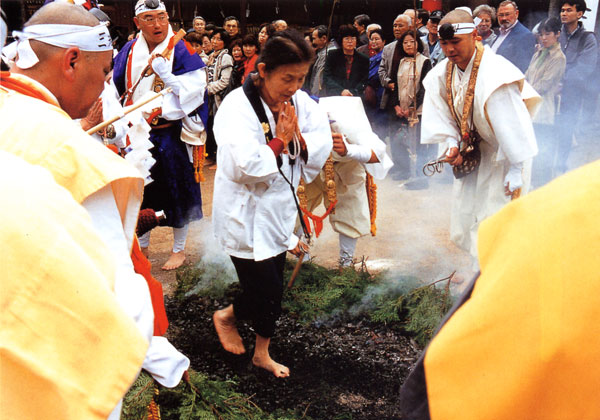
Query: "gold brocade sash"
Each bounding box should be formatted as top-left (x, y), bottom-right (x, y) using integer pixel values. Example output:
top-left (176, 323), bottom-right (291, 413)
top-left (444, 42), bottom-right (484, 178)
top-left (445, 42), bottom-right (484, 148)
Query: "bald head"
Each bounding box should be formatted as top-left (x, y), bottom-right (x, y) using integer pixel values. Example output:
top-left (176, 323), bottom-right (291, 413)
top-left (26, 2), bottom-right (99, 27)
top-left (25, 3), bottom-right (100, 63)
top-left (439, 10), bottom-right (474, 26)
top-left (437, 9), bottom-right (477, 71)
top-left (15, 2), bottom-right (111, 120)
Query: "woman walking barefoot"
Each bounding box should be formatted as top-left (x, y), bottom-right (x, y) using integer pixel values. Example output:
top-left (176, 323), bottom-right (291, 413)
top-left (211, 30), bottom-right (332, 377)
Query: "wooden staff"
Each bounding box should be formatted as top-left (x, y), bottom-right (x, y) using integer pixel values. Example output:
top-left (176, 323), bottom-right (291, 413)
top-left (86, 88), bottom-right (172, 135)
top-left (125, 29), bottom-right (187, 103)
top-left (144, 28), bottom-right (187, 77)
top-left (287, 253), bottom-right (305, 289)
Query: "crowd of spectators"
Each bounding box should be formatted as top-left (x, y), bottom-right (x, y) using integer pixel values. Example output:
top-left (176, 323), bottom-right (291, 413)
top-left (131, 0), bottom-right (597, 185)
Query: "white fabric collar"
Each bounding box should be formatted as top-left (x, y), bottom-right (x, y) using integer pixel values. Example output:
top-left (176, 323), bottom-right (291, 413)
top-left (129, 26), bottom-right (174, 103)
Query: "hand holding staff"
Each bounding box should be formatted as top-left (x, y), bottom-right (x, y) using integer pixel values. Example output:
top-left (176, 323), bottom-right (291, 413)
top-left (86, 88), bottom-right (172, 136)
top-left (287, 240), bottom-right (309, 289)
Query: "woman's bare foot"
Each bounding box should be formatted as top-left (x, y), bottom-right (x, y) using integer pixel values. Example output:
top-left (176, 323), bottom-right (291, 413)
top-left (252, 354), bottom-right (290, 378)
top-left (213, 305), bottom-right (245, 355)
top-left (253, 334), bottom-right (290, 378)
top-left (162, 251), bottom-right (185, 270)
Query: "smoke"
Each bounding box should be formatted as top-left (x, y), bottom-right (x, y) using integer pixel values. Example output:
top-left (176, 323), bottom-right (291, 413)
top-left (184, 218), bottom-right (238, 297)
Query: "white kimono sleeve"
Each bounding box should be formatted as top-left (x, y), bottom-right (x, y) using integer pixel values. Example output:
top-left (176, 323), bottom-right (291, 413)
top-left (421, 82), bottom-right (460, 147)
top-left (213, 92), bottom-right (283, 185)
top-left (161, 67), bottom-right (207, 120)
top-left (294, 91), bottom-right (334, 184)
top-left (82, 186), bottom-right (154, 343)
top-left (318, 96), bottom-right (392, 179)
top-left (484, 83), bottom-right (538, 164)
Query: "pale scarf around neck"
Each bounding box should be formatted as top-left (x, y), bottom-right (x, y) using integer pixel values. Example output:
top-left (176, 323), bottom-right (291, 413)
top-left (129, 26), bottom-right (175, 103)
top-left (396, 53), bottom-right (427, 112)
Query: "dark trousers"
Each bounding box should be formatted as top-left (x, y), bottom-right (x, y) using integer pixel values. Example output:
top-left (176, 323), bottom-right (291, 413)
top-left (205, 115), bottom-right (217, 160)
top-left (556, 85), bottom-right (584, 174)
top-left (388, 118), bottom-right (432, 178)
top-left (231, 252), bottom-right (287, 338)
top-left (532, 123), bottom-right (559, 188)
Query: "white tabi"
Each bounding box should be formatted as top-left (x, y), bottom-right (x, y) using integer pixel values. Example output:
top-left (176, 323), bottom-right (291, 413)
top-left (213, 88), bottom-right (332, 261)
top-left (421, 45), bottom-right (540, 259)
top-left (110, 26), bottom-right (207, 148)
top-left (307, 96), bottom-right (393, 238)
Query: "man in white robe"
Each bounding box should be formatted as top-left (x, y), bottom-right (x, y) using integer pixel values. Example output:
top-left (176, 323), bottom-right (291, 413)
top-left (421, 9), bottom-right (539, 262)
top-left (305, 96), bottom-right (393, 266)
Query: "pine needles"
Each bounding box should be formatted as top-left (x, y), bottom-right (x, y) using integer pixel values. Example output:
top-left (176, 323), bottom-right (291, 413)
top-left (283, 260), bottom-right (454, 347)
top-left (121, 371), bottom-right (307, 420)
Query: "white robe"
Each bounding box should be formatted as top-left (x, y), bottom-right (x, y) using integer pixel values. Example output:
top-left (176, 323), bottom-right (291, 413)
top-left (111, 26), bottom-right (207, 148)
top-left (306, 96), bottom-right (393, 238)
top-left (421, 46), bottom-right (540, 259)
top-left (213, 87), bottom-right (332, 261)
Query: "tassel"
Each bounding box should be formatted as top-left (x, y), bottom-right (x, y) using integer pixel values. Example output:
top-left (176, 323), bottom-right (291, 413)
top-left (193, 145), bottom-right (207, 183)
top-left (147, 384), bottom-right (161, 420)
top-left (366, 174), bottom-right (377, 236)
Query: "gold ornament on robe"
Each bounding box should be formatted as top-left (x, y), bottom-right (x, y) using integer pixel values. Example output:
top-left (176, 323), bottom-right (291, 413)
top-left (262, 122), bottom-right (271, 135)
top-left (366, 173), bottom-right (377, 236)
top-left (323, 156), bottom-right (337, 213)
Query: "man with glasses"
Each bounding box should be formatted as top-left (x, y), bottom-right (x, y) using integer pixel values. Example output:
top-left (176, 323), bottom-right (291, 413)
top-left (112, 0), bottom-right (208, 271)
top-left (490, 0), bottom-right (535, 72)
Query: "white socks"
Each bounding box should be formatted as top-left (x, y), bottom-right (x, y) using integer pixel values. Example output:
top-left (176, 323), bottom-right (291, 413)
top-left (339, 233), bottom-right (358, 267)
top-left (138, 224), bottom-right (189, 253)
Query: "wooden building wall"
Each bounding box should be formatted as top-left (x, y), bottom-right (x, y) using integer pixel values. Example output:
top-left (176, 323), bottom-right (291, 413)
top-left (3, 0), bottom-right (569, 41)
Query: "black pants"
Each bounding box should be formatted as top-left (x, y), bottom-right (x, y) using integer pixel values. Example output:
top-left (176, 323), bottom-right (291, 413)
top-left (388, 118), bottom-right (432, 178)
top-left (205, 115), bottom-right (217, 160)
top-left (556, 84), bottom-right (584, 174)
top-left (231, 252), bottom-right (287, 338)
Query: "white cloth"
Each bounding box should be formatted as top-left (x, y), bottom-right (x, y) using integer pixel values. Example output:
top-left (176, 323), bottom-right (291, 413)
top-left (213, 87), bottom-right (332, 261)
top-left (135, 0), bottom-right (166, 15)
top-left (142, 336), bottom-right (190, 388)
top-left (172, 224), bottom-right (189, 253)
top-left (13, 23), bottom-right (112, 69)
top-left (83, 185), bottom-right (189, 391)
top-left (339, 233), bottom-right (358, 266)
top-left (421, 46), bottom-right (539, 259)
top-left (82, 185), bottom-right (154, 343)
top-left (303, 96), bottom-right (392, 239)
top-left (318, 96), bottom-right (393, 179)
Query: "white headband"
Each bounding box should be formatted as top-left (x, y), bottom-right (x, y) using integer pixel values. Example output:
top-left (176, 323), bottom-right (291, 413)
top-left (13, 23), bottom-right (112, 69)
top-left (438, 22), bottom-right (477, 35)
top-left (135, 0), bottom-right (166, 16)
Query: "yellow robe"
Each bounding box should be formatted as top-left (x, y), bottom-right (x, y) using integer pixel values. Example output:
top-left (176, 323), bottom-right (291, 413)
top-left (423, 160), bottom-right (600, 420)
top-left (0, 74), bottom-right (143, 251)
top-left (0, 152), bottom-right (148, 420)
